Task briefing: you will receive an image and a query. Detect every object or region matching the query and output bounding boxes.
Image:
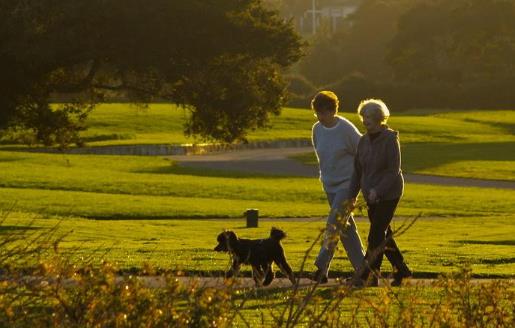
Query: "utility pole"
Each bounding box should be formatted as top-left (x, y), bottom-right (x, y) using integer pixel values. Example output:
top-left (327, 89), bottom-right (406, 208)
top-left (312, 0), bottom-right (316, 34)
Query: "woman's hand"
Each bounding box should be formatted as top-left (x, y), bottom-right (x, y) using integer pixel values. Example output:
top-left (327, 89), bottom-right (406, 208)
top-left (349, 197), bottom-right (357, 209)
top-left (368, 189), bottom-right (378, 203)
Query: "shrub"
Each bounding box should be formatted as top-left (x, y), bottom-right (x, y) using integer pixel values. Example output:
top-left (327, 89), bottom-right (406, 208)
top-left (1, 213), bottom-right (513, 327)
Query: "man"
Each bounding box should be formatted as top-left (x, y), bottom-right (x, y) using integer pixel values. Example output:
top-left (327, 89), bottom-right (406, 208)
top-left (310, 91), bottom-right (365, 283)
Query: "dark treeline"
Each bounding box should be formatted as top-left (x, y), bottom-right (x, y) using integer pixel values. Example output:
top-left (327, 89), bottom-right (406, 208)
top-left (286, 0), bottom-right (515, 111)
top-left (0, 0), bottom-right (302, 146)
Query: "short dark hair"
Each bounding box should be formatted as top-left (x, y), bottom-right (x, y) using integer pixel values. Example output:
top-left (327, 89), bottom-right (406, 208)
top-left (311, 91), bottom-right (339, 113)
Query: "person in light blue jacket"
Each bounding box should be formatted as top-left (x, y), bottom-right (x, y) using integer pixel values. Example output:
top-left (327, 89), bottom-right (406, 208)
top-left (310, 91), bottom-right (365, 283)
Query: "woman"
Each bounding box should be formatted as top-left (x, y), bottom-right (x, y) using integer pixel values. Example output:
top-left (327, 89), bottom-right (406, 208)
top-left (348, 99), bottom-right (412, 287)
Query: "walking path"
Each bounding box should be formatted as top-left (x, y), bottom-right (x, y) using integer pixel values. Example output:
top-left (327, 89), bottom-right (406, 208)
top-left (168, 147), bottom-right (515, 190)
top-left (125, 276), bottom-right (514, 290)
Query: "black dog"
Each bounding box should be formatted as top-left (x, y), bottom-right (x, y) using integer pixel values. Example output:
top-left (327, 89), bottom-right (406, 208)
top-left (214, 227), bottom-right (296, 286)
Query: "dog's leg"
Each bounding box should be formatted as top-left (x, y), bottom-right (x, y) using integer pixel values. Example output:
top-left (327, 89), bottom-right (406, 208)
top-left (275, 251), bottom-right (296, 285)
top-left (252, 265), bottom-right (264, 287)
top-left (226, 259), bottom-right (240, 279)
top-left (263, 264), bottom-right (275, 286)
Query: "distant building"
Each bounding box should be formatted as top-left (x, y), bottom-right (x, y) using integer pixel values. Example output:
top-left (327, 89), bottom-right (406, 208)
top-left (284, 0), bottom-right (361, 35)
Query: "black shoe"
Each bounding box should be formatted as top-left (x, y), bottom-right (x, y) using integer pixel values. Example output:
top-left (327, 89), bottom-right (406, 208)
top-left (391, 267), bottom-right (412, 286)
top-left (344, 276), bottom-right (365, 288)
top-left (311, 269), bottom-right (328, 284)
top-left (366, 274), bottom-right (379, 287)
top-left (349, 270), bottom-right (380, 288)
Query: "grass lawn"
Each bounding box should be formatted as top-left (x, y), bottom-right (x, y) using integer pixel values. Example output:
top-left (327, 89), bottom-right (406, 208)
top-left (0, 151), bottom-right (513, 218)
top-left (2, 212), bottom-right (514, 278)
top-left (284, 107), bottom-right (515, 181)
top-left (61, 105), bottom-right (515, 180)
top-left (0, 105), bottom-right (513, 282)
top-left (292, 141), bottom-right (515, 182)
top-left (2, 105), bottom-right (513, 181)
top-left (78, 105), bottom-right (515, 145)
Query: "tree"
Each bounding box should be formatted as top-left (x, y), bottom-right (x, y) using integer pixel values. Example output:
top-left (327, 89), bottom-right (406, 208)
top-left (0, 0), bottom-right (303, 145)
top-left (298, 0), bottom-right (418, 85)
top-left (387, 0), bottom-right (515, 84)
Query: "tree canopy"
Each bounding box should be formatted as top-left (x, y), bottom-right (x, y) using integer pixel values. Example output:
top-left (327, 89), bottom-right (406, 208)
top-left (298, 0), bottom-right (416, 85)
top-left (0, 0), bottom-right (303, 146)
top-left (387, 0), bottom-right (515, 84)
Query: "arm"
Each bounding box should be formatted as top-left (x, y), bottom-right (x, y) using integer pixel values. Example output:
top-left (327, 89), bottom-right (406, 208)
top-left (348, 145), bottom-right (362, 200)
top-left (346, 123), bottom-right (362, 156)
top-left (311, 124), bottom-right (317, 149)
top-left (312, 124), bottom-right (321, 164)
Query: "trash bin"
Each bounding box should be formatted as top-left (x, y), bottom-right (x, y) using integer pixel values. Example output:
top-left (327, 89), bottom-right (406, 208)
top-left (245, 209), bottom-right (259, 228)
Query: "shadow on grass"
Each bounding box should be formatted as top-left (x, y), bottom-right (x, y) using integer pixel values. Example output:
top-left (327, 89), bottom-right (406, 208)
top-left (463, 118), bottom-right (515, 135)
top-left (81, 133), bottom-right (135, 143)
top-left (0, 225), bottom-right (41, 234)
top-left (402, 141), bottom-right (515, 172)
top-left (0, 156), bottom-right (26, 162)
top-left (476, 258), bottom-right (515, 265)
top-left (455, 239), bottom-right (515, 246)
top-left (88, 214), bottom-right (234, 220)
top-left (133, 164), bottom-right (281, 179)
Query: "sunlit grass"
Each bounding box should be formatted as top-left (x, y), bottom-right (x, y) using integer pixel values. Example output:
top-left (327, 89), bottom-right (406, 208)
top-left (31, 104), bottom-right (515, 146)
top-left (291, 141), bottom-right (515, 181)
top-left (82, 105), bottom-right (514, 181)
top-left (2, 212), bottom-right (514, 277)
top-left (0, 151), bottom-right (513, 218)
top-left (2, 104), bottom-right (514, 180)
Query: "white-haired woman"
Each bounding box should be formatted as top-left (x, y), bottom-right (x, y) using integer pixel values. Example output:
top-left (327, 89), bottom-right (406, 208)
top-left (348, 99), bottom-right (412, 287)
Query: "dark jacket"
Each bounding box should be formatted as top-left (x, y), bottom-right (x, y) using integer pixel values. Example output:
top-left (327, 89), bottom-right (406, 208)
top-left (349, 126), bottom-right (404, 202)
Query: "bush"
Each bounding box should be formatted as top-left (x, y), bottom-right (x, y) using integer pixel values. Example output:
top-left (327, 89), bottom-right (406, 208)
top-left (284, 74), bottom-right (317, 108)
top-left (1, 214), bottom-right (513, 327)
top-left (328, 75), bottom-right (515, 111)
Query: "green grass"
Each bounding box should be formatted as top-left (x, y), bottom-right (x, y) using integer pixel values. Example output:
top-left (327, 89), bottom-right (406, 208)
top-left (289, 108), bottom-right (515, 181)
top-left (0, 105), bottom-right (513, 278)
top-left (291, 141), bottom-right (515, 181)
top-left (2, 213), bottom-right (514, 277)
top-left (0, 151), bottom-right (513, 219)
top-left (82, 105), bottom-right (514, 145)
top-left (6, 104), bottom-right (512, 145)
top-left (78, 105), bottom-right (515, 180)
top-left (2, 104), bottom-right (514, 180)
top-left (291, 109), bottom-right (515, 181)
top-left (402, 142), bottom-right (515, 181)
top-left (80, 104), bottom-right (194, 145)
top-left (71, 103), bottom-right (314, 145)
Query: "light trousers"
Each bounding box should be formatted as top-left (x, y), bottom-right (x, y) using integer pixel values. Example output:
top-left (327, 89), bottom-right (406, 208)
top-left (315, 188), bottom-right (365, 275)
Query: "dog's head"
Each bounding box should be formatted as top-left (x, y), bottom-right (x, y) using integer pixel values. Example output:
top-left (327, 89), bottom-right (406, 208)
top-left (214, 231), bottom-right (238, 252)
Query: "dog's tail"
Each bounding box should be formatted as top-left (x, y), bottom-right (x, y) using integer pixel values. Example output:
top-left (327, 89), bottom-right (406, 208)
top-left (270, 227), bottom-right (287, 241)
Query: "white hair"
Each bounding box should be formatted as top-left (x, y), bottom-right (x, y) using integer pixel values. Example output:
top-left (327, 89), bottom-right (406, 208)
top-left (357, 99), bottom-right (390, 124)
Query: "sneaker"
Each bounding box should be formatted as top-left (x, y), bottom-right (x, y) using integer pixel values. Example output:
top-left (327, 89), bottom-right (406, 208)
top-left (311, 269), bottom-right (328, 284)
top-left (391, 267), bottom-right (412, 286)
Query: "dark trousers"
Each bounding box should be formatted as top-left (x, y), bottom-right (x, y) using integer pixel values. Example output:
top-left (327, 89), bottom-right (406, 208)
top-left (361, 198), bottom-right (406, 279)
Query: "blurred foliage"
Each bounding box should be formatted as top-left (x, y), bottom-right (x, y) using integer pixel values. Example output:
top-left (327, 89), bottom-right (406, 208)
top-left (290, 0), bottom-right (515, 111)
top-left (298, 0), bottom-right (416, 85)
top-left (388, 0), bottom-right (515, 84)
top-left (1, 214), bottom-right (514, 327)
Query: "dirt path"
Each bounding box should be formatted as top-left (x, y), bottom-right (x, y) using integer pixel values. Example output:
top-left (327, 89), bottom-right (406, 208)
top-left (125, 276), bottom-right (515, 290)
top-left (168, 147), bottom-right (515, 190)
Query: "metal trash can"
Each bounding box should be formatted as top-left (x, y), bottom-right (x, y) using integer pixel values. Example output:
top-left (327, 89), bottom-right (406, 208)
top-left (245, 209), bottom-right (259, 228)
